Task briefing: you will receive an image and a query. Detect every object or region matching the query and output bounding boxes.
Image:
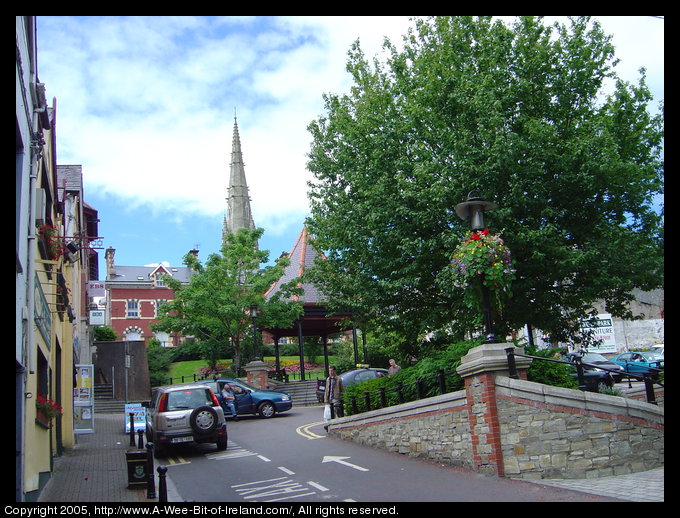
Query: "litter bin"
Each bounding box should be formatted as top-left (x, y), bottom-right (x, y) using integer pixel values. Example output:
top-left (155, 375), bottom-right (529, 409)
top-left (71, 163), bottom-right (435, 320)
top-left (126, 449), bottom-right (148, 489)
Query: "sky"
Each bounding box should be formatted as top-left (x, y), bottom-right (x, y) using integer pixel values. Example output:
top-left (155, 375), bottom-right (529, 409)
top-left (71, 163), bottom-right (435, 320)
top-left (36, 16), bottom-right (664, 276)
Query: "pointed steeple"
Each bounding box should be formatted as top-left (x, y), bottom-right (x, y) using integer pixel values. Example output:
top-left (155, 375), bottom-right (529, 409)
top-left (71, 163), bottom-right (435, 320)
top-left (223, 116), bottom-right (255, 241)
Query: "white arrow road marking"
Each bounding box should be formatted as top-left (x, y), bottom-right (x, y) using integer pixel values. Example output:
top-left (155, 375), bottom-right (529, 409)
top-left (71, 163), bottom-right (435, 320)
top-left (322, 456), bottom-right (369, 472)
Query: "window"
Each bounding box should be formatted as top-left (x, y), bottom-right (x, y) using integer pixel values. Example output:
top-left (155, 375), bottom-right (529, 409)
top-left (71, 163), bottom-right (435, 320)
top-left (155, 300), bottom-right (167, 318)
top-left (126, 300), bottom-right (139, 318)
top-left (154, 274), bottom-right (167, 287)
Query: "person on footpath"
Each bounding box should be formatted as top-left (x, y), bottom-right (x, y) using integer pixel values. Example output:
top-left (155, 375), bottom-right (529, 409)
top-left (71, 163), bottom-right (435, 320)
top-left (221, 383), bottom-right (238, 420)
top-left (388, 358), bottom-right (401, 375)
top-left (324, 366), bottom-right (344, 419)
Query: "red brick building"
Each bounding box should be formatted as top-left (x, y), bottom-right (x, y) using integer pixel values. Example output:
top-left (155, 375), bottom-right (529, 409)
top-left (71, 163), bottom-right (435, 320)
top-left (104, 247), bottom-right (195, 346)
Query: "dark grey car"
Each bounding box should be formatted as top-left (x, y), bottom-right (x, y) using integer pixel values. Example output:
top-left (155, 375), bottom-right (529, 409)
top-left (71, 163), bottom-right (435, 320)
top-left (566, 352), bottom-right (626, 382)
top-left (316, 368), bottom-right (389, 403)
top-left (144, 384), bottom-right (227, 458)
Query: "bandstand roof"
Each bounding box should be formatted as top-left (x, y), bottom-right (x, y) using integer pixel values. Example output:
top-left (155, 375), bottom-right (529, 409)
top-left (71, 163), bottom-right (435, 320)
top-left (263, 227), bottom-right (353, 338)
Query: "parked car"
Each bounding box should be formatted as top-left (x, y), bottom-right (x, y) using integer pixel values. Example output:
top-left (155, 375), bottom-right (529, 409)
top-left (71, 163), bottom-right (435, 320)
top-left (316, 368), bottom-right (389, 403)
top-left (562, 354), bottom-right (615, 392)
top-left (565, 352), bottom-right (625, 382)
top-left (649, 344), bottom-right (664, 358)
top-left (200, 379), bottom-right (292, 418)
top-left (144, 384), bottom-right (227, 458)
top-left (610, 352), bottom-right (664, 379)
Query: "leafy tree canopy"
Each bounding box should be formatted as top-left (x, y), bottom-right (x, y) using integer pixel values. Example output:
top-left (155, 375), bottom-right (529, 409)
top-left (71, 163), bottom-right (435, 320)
top-left (152, 228), bottom-right (304, 370)
top-left (305, 16), bottom-right (663, 354)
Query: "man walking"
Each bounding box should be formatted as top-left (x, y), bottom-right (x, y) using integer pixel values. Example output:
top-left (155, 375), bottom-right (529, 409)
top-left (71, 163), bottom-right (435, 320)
top-left (324, 366), bottom-right (344, 418)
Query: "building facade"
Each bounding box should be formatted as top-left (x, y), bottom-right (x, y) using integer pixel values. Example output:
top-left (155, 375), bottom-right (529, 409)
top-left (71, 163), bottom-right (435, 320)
top-left (16, 17), bottom-right (99, 501)
top-left (104, 247), bottom-right (195, 346)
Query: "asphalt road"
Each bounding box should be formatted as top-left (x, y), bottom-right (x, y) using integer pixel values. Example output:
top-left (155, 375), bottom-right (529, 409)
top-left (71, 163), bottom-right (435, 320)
top-left (159, 406), bottom-right (623, 503)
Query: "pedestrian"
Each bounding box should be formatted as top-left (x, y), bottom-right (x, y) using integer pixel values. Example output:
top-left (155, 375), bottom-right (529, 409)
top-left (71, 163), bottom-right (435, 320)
top-left (388, 358), bottom-right (401, 375)
top-left (323, 366), bottom-right (344, 419)
top-left (221, 383), bottom-right (238, 421)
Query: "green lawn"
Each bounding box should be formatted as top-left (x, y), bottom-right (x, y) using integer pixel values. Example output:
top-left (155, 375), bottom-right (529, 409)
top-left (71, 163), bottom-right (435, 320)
top-left (167, 357), bottom-right (333, 384)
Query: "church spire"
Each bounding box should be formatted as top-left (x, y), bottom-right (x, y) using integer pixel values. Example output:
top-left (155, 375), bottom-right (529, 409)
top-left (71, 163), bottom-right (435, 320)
top-left (223, 116), bottom-right (255, 242)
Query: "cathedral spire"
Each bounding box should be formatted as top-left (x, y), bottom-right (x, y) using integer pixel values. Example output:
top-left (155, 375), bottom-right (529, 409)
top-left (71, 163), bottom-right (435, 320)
top-left (223, 116), bottom-right (255, 242)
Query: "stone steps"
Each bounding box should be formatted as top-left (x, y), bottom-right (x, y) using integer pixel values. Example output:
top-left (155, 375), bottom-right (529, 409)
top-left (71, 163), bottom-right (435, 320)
top-left (269, 378), bottom-right (322, 407)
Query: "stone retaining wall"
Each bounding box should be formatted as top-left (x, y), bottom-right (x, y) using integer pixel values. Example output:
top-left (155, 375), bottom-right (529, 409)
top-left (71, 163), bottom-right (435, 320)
top-left (328, 343), bottom-right (664, 480)
top-left (494, 377), bottom-right (663, 479)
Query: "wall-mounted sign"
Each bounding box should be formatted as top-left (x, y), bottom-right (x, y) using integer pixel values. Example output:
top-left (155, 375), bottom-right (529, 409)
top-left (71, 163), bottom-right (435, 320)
top-left (89, 310), bottom-right (105, 326)
top-left (87, 280), bottom-right (105, 297)
top-left (74, 364), bottom-right (94, 434)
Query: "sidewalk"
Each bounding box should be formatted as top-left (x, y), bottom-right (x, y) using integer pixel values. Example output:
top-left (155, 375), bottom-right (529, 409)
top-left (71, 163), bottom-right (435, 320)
top-left (37, 410), bottom-right (663, 503)
top-left (38, 412), bottom-right (181, 503)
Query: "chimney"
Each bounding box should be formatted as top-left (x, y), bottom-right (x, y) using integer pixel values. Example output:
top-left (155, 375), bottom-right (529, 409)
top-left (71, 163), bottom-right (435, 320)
top-left (189, 248), bottom-right (199, 259)
top-left (105, 247), bottom-right (116, 279)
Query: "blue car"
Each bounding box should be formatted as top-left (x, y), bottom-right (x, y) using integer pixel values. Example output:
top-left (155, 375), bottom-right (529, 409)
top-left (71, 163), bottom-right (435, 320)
top-left (610, 352), bottom-right (664, 380)
top-left (201, 379), bottom-right (292, 419)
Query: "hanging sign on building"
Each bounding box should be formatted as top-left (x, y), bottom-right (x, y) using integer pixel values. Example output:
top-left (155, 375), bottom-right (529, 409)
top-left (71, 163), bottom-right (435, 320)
top-left (89, 310), bottom-right (105, 326)
top-left (87, 280), bottom-right (105, 297)
top-left (580, 313), bottom-right (616, 353)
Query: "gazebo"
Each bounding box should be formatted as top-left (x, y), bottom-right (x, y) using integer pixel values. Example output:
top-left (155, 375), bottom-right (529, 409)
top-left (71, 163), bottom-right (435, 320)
top-left (262, 227), bottom-right (365, 381)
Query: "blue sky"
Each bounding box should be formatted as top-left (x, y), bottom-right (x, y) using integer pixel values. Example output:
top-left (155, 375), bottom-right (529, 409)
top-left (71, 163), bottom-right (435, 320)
top-left (36, 16), bottom-right (664, 275)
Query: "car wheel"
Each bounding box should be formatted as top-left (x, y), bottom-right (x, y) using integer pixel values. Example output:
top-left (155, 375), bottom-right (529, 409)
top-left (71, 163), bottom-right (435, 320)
top-left (258, 402), bottom-right (276, 418)
top-left (190, 406), bottom-right (219, 435)
top-left (216, 435), bottom-right (228, 451)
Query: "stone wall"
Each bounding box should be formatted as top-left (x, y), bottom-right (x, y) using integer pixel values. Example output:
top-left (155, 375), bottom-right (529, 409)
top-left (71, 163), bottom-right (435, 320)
top-left (328, 343), bottom-right (664, 480)
top-left (332, 391), bottom-right (474, 470)
top-left (494, 377), bottom-right (664, 479)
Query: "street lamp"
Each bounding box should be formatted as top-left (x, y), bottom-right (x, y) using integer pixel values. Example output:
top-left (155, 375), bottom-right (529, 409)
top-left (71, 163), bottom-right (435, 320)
top-left (249, 304), bottom-right (260, 361)
top-left (454, 193), bottom-right (500, 343)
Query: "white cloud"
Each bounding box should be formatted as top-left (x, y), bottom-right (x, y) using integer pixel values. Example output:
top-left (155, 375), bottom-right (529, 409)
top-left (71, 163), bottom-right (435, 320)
top-left (38, 15), bottom-right (662, 237)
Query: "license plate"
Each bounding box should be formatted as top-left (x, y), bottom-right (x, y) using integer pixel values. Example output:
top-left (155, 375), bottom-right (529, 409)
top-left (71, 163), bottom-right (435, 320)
top-left (170, 436), bottom-right (193, 444)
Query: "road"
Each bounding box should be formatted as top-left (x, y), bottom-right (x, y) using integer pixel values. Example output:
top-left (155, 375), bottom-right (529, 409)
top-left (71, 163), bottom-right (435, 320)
top-left (158, 406), bottom-right (622, 503)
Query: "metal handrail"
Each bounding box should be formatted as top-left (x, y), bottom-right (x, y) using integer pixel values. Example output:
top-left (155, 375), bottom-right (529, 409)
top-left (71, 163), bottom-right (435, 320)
top-left (505, 348), bottom-right (663, 405)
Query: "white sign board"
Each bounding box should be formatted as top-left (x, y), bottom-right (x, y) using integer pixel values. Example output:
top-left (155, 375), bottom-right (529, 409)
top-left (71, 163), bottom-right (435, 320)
top-left (89, 310), bottom-right (105, 326)
top-left (580, 313), bottom-right (616, 353)
top-left (124, 403), bottom-right (146, 433)
top-left (87, 280), bottom-right (105, 297)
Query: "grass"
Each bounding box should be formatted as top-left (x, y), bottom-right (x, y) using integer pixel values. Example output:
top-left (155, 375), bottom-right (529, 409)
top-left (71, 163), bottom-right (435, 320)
top-left (168, 356), bottom-right (333, 383)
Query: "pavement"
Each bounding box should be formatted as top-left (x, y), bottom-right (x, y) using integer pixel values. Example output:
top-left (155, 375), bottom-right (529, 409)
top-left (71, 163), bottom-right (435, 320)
top-left (37, 412), bottom-right (183, 503)
top-left (35, 408), bottom-right (663, 504)
top-left (36, 379), bottom-right (663, 504)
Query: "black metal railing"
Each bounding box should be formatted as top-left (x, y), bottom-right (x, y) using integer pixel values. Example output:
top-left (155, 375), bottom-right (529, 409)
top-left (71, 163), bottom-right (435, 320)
top-left (335, 349), bottom-right (663, 417)
top-left (504, 347), bottom-right (664, 405)
top-left (342, 368), bottom-right (457, 416)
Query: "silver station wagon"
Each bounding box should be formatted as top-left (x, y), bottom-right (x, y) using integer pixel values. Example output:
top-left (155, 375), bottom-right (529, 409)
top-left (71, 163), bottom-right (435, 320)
top-left (144, 384), bottom-right (227, 458)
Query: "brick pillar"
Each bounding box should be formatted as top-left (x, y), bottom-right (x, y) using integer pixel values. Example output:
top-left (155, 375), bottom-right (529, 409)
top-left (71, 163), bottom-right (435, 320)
top-left (457, 343), bottom-right (532, 477)
top-left (244, 360), bottom-right (268, 389)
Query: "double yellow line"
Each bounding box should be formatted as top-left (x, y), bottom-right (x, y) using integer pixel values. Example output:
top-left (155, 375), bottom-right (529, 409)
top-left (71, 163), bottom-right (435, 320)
top-left (295, 421), bottom-right (326, 440)
top-left (165, 455), bottom-right (190, 465)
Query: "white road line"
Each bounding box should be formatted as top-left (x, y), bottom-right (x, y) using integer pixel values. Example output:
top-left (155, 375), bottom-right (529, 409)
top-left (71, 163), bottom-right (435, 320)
top-left (307, 481), bottom-right (329, 491)
top-left (232, 477), bottom-right (287, 488)
top-left (258, 455), bottom-right (271, 462)
top-left (278, 466), bottom-right (295, 475)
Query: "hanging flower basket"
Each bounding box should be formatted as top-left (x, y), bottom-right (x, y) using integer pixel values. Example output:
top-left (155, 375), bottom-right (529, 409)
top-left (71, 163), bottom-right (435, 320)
top-left (450, 228), bottom-right (515, 308)
top-left (38, 224), bottom-right (65, 260)
top-left (36, 394), bottom-right (62, 422)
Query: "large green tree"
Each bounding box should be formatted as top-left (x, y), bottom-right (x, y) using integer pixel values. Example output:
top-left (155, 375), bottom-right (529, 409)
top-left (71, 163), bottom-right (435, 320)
top-left (305, 16), bottom-right (663, 352)
top-left (153, 228), bottom-right (303, 371)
